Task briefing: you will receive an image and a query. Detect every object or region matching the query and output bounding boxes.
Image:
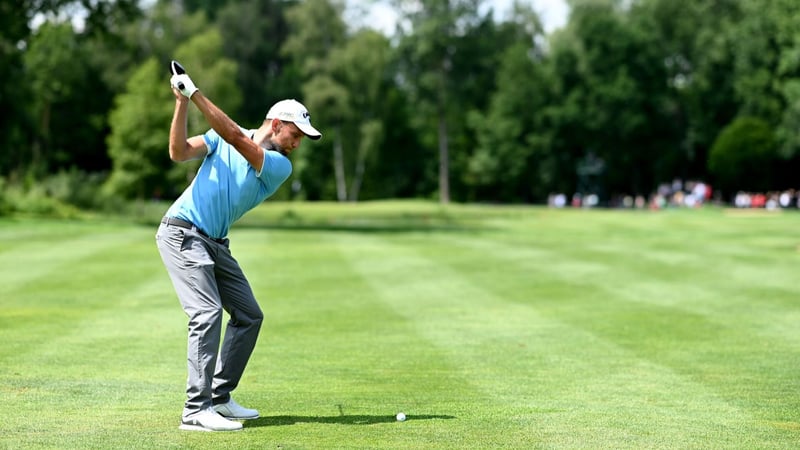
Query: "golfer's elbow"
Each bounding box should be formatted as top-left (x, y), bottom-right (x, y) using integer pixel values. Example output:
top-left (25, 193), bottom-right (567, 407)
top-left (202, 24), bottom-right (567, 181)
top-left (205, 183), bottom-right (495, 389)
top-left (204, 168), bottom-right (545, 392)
top-left (168, 143), bottom-right (188, 162)
top-left (169, 141), bottom-right (199, 162)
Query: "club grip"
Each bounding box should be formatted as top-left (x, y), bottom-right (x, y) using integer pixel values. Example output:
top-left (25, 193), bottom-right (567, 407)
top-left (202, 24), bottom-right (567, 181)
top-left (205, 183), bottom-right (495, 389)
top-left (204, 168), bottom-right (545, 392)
top-left (170, 60), bottom-right (186, 75)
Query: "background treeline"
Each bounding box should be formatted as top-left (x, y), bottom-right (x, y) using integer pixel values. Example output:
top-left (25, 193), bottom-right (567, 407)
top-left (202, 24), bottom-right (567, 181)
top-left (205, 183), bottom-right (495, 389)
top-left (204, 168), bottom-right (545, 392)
top-left (2, 0), bottom-right (800, 213)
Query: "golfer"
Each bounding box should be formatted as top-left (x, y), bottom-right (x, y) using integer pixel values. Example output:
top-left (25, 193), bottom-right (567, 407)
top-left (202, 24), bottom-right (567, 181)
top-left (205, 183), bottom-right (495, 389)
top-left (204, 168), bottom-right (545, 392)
top-left (157, 63), bottom-right (321, 432)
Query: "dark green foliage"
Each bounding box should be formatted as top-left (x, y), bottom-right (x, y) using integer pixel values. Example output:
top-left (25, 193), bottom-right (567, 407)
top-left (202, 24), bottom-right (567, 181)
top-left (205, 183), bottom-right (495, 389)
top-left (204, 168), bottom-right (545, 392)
top-left (4, 0), bottom-right (800, 204)
top-left (216, 0), bottom-right (300, 120)
top-left (708, 117), bottom-right (778, 195)
top-left (104, 59), bottom-right (175, 200)
top-left (104, 31), bottom-right (241, 200)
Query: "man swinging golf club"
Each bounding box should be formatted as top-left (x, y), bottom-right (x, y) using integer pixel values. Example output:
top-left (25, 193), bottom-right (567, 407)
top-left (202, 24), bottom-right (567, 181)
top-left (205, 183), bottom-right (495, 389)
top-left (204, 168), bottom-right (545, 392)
top-left (157, 60), bottom-right (321, 432)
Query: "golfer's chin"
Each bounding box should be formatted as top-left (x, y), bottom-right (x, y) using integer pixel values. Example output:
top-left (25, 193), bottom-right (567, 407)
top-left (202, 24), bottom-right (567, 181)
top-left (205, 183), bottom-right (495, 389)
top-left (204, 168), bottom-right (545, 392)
top-left (260, 140), bottom-right (289, 156)
top-left (267, 142), bottom-right (288, 156)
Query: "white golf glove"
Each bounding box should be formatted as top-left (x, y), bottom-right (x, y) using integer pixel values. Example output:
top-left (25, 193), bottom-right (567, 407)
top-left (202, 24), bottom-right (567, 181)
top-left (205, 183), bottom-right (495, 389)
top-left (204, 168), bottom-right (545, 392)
top-left (170, 74), bottom-right (198, 98)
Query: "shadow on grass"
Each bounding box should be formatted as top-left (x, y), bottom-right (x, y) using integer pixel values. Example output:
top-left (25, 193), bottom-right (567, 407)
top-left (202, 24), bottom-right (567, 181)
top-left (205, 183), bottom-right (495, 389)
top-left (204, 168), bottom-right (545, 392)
top-left (132, 202), bottom-right (501, 234)
top-left (234, 221), bottom-right (479, 234)
top-left (224, 208), bottom-right (487, 234)
top-left (246, 414), bottom-right (456, 427)
top-left (140, 217), bottom-right (486, 234)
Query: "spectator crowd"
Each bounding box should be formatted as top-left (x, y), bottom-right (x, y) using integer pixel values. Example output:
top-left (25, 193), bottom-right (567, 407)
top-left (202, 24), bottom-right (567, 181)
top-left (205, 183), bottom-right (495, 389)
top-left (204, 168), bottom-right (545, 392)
top-left (548, 179), bottom-right (800, 210)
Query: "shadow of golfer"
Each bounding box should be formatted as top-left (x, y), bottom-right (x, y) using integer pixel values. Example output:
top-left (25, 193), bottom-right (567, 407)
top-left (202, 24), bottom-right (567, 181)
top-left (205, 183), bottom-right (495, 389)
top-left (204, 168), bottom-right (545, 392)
top-left (246, 414), bottom-right (456, 428)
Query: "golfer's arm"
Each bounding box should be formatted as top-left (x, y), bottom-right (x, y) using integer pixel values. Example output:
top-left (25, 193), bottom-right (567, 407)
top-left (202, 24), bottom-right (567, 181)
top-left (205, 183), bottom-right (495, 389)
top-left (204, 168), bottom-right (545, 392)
top-left (191, 92), bottom-right (264, 172)
top-left (169, 98), bottom-right (207, 162)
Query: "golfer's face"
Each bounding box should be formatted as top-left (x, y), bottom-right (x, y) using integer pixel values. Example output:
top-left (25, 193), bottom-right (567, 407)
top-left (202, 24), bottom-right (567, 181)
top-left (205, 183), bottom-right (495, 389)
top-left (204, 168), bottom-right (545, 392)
top-left (275, 122), bottom-right (305, 155)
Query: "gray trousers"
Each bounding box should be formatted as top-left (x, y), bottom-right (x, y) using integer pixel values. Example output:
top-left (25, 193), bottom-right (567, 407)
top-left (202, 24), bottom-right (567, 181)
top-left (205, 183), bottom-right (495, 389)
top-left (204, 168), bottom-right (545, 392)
top-left (156, 222), bottom-right (263, 418)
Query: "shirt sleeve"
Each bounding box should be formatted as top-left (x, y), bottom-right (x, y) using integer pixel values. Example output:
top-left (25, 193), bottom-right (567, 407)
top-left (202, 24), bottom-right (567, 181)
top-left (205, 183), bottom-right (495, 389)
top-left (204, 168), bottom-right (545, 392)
top-left (258, 150), bottom-right (293, 190)
top-left (202, 129), bottom-right (220, 155)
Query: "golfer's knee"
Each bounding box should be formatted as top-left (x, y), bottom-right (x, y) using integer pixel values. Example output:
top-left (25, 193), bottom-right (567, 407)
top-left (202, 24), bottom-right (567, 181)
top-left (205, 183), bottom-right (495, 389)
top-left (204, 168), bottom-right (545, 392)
top-left (197, 306), bottom-right (222, 321)
top-left (232, 306), bottom-right (262, 328)
top-left (188, 307), bottom-right (222, 334)
top-left (249, 308), bottom-right (264, 328)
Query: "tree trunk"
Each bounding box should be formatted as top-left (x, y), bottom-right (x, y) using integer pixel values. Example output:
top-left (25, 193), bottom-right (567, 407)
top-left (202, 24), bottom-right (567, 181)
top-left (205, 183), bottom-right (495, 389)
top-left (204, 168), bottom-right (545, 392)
top-left (333, 125), bottom-right (347, 202)
top-left (349, 153), bottom-right (365, 202)
top-left (438, 114), bottom-right (450, 204)
top-left (437, 56), bottom-right (451, 204)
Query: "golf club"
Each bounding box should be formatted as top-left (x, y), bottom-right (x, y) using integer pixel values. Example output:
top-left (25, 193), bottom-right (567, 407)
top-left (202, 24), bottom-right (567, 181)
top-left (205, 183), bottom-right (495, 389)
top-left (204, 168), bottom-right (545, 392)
top-left (170, 60), bottom-right (186, 90)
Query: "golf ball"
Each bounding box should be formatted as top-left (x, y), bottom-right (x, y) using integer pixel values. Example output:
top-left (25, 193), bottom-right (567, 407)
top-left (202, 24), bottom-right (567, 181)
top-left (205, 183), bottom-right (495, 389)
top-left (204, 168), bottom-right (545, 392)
top-left (396, 412), bottom-right (406, 422)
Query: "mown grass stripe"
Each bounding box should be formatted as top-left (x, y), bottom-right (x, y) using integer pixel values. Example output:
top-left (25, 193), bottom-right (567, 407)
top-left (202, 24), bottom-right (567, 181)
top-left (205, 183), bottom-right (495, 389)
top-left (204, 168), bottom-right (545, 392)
top-left (423, 219), bottom-right (800, 437)
top-left (0, 221), bottom-right (155, 298)
top-left (427, 211), bottom-right (797, 320)
top-left (2, 207), bottom-right (798, 449)
top-left (2, 277), bottom-right (186, 446)
top-left (222, 228), bottom-right (476, 447)
top-left (327, 230), bottom-right (797, 447)
top-left (317, 232), bottom-right (549, 446)
top-left (0, 224), bottom-right (168, 366)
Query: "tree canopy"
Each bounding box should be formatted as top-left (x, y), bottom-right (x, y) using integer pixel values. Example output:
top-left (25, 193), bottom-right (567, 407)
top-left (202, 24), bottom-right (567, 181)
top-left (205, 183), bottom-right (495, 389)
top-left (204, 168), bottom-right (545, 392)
top-left (4, 0), bottom-right (800, 204)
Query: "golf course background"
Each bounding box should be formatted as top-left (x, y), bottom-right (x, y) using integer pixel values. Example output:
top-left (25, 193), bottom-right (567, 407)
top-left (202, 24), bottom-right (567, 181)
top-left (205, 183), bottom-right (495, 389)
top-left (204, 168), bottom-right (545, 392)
top-left (1, 201), bottom-right (798, 449)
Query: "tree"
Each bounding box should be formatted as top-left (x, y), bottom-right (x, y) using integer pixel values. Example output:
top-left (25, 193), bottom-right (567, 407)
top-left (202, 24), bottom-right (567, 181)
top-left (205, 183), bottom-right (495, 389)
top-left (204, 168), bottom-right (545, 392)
top-left (708, 117), bottom-right (778, 196)
top-left (301, 74), bottom-right (350, 200)
top-left (733, 0), bottom-right (800, 160)
top-left (216, 0), bottom-right (300, 121)
top-left (0, 0), bottom-right (34, 176)
top-left (328, 29), bottom-right (393, 201)
top-left (24, 22), bottom-right (88, 174)
top-left (104, 30), bottom-right (241, 199)
top-left (182, 0), bottom-right (234, 20)
top-left (465, 3), bottom-right (552, 202)
top-left (0, 0), bottom-right (141, 177)
top-left (282, 0), bottom-right (349, 201)
top-left (541, 0), bottom-right (680, 199)
top-left (104, 58), bottom-right (175, 199)
top-left (628, 0), bottom-right (742, 182)
top-left (393, 0), bottom-right (489, 203)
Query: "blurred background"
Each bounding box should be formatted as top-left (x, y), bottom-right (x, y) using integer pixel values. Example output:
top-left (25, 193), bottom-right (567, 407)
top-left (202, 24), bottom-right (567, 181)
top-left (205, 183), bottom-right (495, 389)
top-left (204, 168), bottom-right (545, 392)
top-left (1, 0), bottom-right (799, 213)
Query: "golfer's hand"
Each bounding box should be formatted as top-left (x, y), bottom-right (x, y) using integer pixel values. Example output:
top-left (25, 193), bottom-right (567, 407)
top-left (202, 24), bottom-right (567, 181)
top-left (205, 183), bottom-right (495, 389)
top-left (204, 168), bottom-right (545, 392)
top-left (170, 74), bottom-right (198, 98)
top-left (171, 86), bottom-right (190, 103)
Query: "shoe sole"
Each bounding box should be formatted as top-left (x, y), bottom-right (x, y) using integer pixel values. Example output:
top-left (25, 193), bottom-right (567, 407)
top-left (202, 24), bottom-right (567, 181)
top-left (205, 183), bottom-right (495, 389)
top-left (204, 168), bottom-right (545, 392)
top-left (217, 413), bottom-right (259, 420)
top-left (179, 423), bottom-right (243, 432)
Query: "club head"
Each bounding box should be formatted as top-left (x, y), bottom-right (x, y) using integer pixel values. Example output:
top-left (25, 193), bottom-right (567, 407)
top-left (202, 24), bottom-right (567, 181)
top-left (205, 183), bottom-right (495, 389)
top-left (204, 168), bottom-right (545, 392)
top-left (170, 60), bottom-right (186, 76)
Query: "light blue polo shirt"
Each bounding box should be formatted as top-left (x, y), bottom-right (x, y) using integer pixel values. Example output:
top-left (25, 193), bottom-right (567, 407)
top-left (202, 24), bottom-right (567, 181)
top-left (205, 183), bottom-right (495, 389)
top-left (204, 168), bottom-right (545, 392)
top-left (165, 128), bottom-right (292, 238)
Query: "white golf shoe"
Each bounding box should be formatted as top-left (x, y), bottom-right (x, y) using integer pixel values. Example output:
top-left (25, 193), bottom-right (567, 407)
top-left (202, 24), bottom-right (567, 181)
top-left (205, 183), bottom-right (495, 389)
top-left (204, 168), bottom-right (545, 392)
top-left (179, 407), bottom-right (243, 432)
top-left (213, 398), bottom-right (260, 420)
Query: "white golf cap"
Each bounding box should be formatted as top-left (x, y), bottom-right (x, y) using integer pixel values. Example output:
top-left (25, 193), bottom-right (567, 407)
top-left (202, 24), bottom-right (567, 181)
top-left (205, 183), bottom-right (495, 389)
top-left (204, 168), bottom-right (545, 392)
top-left (265, 99), bottom-right (322, 140)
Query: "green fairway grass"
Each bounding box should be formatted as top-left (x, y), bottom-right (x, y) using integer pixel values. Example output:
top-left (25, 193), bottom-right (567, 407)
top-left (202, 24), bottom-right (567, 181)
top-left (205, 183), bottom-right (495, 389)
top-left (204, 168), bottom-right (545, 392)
top-left (1, 202), bottom-right (799, 449)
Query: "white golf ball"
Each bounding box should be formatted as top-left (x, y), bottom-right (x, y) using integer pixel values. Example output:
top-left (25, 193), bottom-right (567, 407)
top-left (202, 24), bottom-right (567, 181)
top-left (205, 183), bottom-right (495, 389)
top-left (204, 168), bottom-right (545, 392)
top-left (396, 412), bottom-right (406, 422)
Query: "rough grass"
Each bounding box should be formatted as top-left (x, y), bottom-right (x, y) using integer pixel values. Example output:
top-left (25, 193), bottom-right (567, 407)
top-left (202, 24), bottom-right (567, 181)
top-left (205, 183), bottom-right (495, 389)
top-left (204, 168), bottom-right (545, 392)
top-left (1, 202), bottom-right (799, 449)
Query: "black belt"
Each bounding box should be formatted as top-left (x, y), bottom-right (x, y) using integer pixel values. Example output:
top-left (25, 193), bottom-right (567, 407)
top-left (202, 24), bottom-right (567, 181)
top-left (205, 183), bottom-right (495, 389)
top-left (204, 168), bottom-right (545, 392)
top-left (161, 217), bottom-right (226, 244)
